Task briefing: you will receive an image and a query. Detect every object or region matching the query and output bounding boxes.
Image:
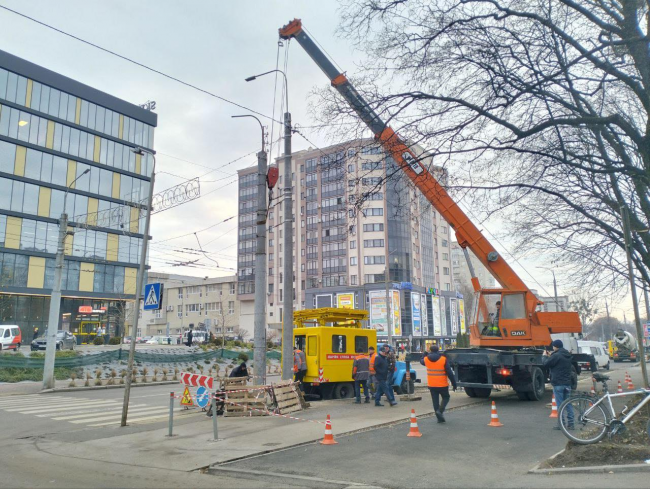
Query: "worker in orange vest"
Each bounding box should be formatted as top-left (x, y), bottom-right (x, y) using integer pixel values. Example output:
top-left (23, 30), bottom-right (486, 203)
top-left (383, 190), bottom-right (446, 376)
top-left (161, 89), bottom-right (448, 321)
top-left (367, 346), bottom-right (377, 394)
top-left (293, 346), bottom-right (307, 390)
top-left (420, 344), bottom-right (457, 423)
top-left (352, 348), bottom-right (371, 404)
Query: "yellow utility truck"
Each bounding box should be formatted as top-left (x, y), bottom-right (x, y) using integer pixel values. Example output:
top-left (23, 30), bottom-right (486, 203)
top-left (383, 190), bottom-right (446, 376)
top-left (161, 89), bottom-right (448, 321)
top-left (293, 308), bottom-right (417, 399)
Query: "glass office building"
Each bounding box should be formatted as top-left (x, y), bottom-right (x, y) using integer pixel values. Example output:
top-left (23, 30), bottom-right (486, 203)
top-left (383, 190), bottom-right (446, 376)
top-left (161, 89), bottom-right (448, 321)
top-left (0, 49), bottom-right (156, 343)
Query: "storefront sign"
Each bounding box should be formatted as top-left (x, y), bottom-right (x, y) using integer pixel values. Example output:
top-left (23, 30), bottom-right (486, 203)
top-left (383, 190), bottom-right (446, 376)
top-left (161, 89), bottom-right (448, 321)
top-left (78, 306), bottom-right (92, 313)
top-left (432, 296), bottom-right (442, 336)
top-left (459, 299), bottom-right (466, 334)
top-left (450, 299), bottom-right (458, 335)
top-left (412, 293), bottom-right (422, 336)
top-left (337, 293), bottom-right (354, 309)
top-left (369, 290), bottom-right (388, 334)
top-left (392, 290), bottom-right (401, 336)
top-left (421, 294), bottom-right (428, 336)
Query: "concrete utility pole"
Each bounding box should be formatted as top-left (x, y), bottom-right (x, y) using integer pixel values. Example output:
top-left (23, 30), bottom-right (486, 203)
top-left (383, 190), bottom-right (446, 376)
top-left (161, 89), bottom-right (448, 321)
top-left (621, 205), bottom-right (649, 388)
top-left (43, 168), bottom-right (89, 390)
top-left (121, 148), bottom-right (156, 426)
top-left (232, 115), bottom-right (268, 386)
top-left (604, 300), bottom-right (610, 343)
top-left (245, 69), bottom-right (292, 380)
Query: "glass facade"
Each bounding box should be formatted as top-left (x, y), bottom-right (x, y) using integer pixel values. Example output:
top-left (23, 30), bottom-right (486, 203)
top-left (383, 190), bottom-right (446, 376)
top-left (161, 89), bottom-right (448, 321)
top-left (0, 50), bottom-right (156, 336)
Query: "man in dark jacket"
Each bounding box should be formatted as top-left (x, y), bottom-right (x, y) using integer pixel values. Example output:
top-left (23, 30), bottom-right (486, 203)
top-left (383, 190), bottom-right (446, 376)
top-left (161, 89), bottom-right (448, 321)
top-left (374, 345), bottom-right (397, 407)
top-left (420, 345), bottom-right (457, 422)
top-left (229, 362), bottom-right (249, 378)
top-left (542, 339), bottom-right (574, 429)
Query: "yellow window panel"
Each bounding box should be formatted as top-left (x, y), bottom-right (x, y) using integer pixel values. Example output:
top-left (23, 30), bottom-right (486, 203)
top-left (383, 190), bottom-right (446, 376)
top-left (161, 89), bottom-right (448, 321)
top-left (87, 198), bottom-right (99, 226)
top-left (14, 146), bottom-right (26, 176)
top-left (130, 207), bottom-right (139, 233)
top-left (119, 114), bottom-right (124, 139)
top-left (25, 80), bottom-right (33, 108)
top-left (38, 187), bottom-right (51, 217)
top-left (27, 256), bottom-right (45, 288)
top-left (5, 216), bottom-right (22, 249)
top-left (124, 267), bottom-right (137, 295)
top-left (106, 233), bottom-right (118, 261)
top-left (75, 98), bottom-right (81, 124)
top-left (79, 262), bottom-right (94, 292)
top-left (135, 153), bottom-right (142, 174)
top-left (112, 172), bottom-right (121, 199)
top-left (93, 136), bottom-right (101, 162)
top-left (66, 160), bottom-right (77, 188)
top-left (46, 120), bottom-right (55, 149)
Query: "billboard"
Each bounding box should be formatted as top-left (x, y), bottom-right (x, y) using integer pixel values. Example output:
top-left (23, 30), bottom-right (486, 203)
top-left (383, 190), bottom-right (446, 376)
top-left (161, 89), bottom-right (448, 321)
top-left (412, 292), bottom-right (422, 336)
top-left (421, 294), bottom-right (428, 336)
top-left (391, 289), bottom-right (401, 336)
top-left (432, 296), bottom-right (442, 336)
top-left (450, 299), bottom-right (458, 335)
top-left (439, 296), bottom-right (447, 336)
top-left (369, 290), bottom-right (388, 335)
top-left (337, 293), bottom-right (354, 309)
top-left (459, 299), bottom-right (466, 334)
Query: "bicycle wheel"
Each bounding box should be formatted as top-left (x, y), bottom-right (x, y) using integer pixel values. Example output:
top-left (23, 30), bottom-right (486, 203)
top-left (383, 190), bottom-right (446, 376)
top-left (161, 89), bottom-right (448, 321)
top-left (559, 395), bottom-right (609, 445)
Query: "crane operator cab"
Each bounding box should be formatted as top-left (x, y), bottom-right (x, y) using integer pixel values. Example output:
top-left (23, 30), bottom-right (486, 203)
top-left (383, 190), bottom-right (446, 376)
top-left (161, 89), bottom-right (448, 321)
top-left (473, 291), bottom-right (533, 344)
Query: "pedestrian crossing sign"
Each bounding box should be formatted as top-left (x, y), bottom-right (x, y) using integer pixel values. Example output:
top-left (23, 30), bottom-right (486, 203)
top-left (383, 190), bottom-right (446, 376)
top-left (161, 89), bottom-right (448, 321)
top-left (143, 283), bottom-right (163, 310)
top-left (180, 386), bottom-right (194, 407)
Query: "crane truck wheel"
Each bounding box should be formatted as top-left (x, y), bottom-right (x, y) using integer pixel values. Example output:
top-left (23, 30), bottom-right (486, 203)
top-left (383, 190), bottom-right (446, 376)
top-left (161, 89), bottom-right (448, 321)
top-left (525, 367), bottom-right (546, 401)
top-left (473, 388), bottom-right (491, 398)
top-left (464, 387), bottom-right (477, 398)
top-left (333, 382), bottom-right (354, 399)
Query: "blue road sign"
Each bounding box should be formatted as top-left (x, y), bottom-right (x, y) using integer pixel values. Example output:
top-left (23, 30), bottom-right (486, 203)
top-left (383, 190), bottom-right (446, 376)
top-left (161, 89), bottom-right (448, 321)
top-left (143, 283), bottom-right (163, 310)
top-left (195, 386), bottom-right (210, 409)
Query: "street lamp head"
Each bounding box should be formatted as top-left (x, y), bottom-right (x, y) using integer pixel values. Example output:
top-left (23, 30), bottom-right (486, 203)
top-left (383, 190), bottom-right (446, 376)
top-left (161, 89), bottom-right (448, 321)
top-left (81, 168), bottom-right (90, 176)
top-left (131, 147), bottom-right (145, 156)
top-left (245, 76), bottom-right (257, 82)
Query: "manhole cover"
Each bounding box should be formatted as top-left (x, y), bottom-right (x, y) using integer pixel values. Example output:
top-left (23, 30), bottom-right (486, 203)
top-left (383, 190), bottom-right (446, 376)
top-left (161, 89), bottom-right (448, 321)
top-left (262, 443), bottom-right (281, 446)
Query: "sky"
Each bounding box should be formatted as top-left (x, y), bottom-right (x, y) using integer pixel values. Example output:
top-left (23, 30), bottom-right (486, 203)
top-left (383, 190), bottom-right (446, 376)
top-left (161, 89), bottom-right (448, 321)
top-left (0, 0), bottom-right (643, 320)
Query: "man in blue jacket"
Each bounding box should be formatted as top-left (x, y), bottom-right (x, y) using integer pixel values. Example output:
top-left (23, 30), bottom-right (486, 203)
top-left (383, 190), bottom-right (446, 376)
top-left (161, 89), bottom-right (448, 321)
top-left (374, 345), bottom-right (397, 407)
top-left (543, 339), bottom-right (574, 430)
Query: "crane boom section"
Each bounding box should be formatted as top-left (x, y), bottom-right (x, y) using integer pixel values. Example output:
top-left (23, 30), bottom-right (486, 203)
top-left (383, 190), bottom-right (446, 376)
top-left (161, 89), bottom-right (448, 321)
top-left (280, 19), bottom-right (531, 293)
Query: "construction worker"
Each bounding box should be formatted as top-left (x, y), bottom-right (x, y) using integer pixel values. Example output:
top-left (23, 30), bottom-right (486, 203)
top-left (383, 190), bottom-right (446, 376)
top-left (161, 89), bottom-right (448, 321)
top-left (543, 339), bottom-right (575, 430)
top-left (482, 301), bottom-right (502, 336)
top-left (420, 344), bottom-right (457, 423)
top-left (293, 346), bottom-right (307, 390)
top-left (374, 344), bottom-right (398, 407)
top-left (368, 346), bottom-right (377, 394)
top-left (352, 348), bottom-right (371, 404)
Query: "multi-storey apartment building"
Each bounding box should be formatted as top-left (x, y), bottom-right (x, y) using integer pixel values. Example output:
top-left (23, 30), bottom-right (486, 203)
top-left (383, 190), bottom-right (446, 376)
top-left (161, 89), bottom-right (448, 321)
top-left (237, 139), bottom-right (462, 351)
top-left (0, 50), bottom-right (156, 343)
top-left (128, 272), bottom-right (243, 340)
top-left (451, 241), bottom-right (497, 293)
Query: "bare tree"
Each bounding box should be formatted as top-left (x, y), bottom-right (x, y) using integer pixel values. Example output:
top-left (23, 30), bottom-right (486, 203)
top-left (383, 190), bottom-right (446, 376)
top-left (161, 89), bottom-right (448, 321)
top-left (315, 0), bottom-right (650, 297)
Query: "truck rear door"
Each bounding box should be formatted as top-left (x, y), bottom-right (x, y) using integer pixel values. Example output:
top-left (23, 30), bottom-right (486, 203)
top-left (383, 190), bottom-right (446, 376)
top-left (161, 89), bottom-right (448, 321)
top-left (306, 335), bottom-right (318, 379)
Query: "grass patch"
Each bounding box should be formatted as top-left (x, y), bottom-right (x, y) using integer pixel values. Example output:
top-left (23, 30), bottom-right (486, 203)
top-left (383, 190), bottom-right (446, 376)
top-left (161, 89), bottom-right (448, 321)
top-left (29, 350), bottom-right (79, 359)
top-left (0, 367), bottom-right (81, 383)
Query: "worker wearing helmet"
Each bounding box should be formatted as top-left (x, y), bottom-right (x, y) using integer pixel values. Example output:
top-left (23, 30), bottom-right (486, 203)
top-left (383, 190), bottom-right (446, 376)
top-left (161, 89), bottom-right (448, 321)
top-left (420, 344), bottom-right (457, 422)
top-left (482, 301), bottom-right (503, 337)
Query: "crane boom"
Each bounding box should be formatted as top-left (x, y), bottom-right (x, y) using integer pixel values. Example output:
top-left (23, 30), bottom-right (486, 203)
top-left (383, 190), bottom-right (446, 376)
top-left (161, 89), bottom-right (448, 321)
top-left (279, 19), bottom-right (531, 294)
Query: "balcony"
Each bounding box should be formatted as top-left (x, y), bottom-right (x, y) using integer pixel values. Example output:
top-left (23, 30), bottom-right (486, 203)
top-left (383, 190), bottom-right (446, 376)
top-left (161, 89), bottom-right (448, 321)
top-left (321, 174), bottom-right (344, 184)
top-left (239, 232), bottom-right (256, 240)
top-left (306, 194), bottom-right (318, 202)
top-left (322, 266), bottom-right (347, 274)
top-left (321, 218), bottom-right (346, 227)
top-left (306, 179), bottom-right (317, 187)
top-left (322, 249), bottom-right (346, 258)
top-left (307, 238), bottom-right (319, 245)
top-left (321, 204), bottom-right (346, 213)
top-left (307, 269), bottom-right (319, 277)
top-left (306, 208), bottom-right (318, 216)
top-left (307, 252), bottom-right (318, 260)
top-left (306, 223), bottom-right (319, 231)
top-left (321, 189), bottom-right (345, 199)
top-left (322, 234), bottom-right (346, 243)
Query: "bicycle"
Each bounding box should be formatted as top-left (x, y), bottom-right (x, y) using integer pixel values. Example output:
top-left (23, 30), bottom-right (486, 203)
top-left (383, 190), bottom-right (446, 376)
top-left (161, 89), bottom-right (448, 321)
top-left (558, 372), bottom-right (650, 444)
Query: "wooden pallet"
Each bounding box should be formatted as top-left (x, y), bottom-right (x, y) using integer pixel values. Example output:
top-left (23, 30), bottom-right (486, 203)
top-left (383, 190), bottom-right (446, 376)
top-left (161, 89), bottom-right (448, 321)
top-left (223, 385), bottom-right (268, 417)
top-left (271, 381), bottom-right (304, 415)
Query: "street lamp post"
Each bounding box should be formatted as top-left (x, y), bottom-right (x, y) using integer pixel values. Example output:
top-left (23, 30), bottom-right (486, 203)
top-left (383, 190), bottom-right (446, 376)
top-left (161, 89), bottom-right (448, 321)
top-left (232, 114), bottom-right (267, 386)
top-left (246, 69), bottom-right (293, 380)
top-left (42, 168), bottom-right (90, 390)
top-left (121, 147), bottom-right (156, 426)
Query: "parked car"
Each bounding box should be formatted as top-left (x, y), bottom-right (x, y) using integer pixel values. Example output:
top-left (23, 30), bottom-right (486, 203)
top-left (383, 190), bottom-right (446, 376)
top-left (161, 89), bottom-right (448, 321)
top-left (145, 336), bottom-right (159, 345)
top-left (123, 336), bottom-right (132, 344)
top-left (139, 336), bottom-right (151, 344)
top-left (0, 325), bottom-right (22, 351)
top-left (578, 340), bottom-right (610, 370)
top-left (157, 336), bottom-right (173, 345)
top-left (31, 330), bottom-right (76, 351)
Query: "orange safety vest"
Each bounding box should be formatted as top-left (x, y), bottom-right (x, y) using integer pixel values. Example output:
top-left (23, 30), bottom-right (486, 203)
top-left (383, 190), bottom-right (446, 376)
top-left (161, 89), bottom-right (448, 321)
top-left (293, 350), bottom-right (303, 373)
top-left (424, 356), bottom-right (449, 388)
top-left (369, 353), bottom-right (377, 374)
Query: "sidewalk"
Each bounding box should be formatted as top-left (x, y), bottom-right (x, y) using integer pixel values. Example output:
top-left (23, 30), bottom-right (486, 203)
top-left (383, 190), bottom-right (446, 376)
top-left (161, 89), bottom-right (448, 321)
top-left (35, 388), bottom-right (496, 472)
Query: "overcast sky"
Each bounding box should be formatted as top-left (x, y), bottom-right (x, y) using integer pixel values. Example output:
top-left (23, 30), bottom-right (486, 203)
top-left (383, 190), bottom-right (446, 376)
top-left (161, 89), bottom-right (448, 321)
top-left (0, 1), bottom-right (639, 319)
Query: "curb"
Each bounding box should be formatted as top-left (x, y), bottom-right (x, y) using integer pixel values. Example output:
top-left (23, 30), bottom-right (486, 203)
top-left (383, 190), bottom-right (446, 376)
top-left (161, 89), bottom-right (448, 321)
top-left (41, 380), bottom-right (180, 394)
top-left (529, 449), bottom-right (650, 474)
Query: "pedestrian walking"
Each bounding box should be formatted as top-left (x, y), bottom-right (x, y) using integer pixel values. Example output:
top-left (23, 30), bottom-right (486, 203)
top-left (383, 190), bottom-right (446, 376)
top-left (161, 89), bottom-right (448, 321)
top-left (367, 346), bottom-right (377, 394)
top-left (420, 345), bottom-right (457, 423)
top-left (543, 339), bottom-right (574, 430)
top-left (387, 345), bottom-right (396, 377)
top-left (186, 329), bottom-right (193, 347)
top-left (352, 348), bottom-right (371, 404)
top-left (374, 345), bottom-right (397, 407)
top-left (293, 346), bottom-right (307, 390)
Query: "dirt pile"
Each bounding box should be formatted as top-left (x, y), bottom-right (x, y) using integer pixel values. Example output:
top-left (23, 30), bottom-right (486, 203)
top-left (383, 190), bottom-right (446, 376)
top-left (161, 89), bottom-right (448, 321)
top-left (542, 397), bottom-right (650, 469)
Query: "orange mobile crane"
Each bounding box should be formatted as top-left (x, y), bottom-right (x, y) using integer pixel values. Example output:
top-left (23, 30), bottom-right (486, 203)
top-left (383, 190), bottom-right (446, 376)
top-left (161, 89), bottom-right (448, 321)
top-left (280, 19), bottom-right (596, 400)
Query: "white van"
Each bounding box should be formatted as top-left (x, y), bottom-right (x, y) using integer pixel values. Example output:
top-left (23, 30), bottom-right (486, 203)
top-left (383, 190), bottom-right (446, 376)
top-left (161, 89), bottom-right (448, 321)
top-left (578, 340), bottom-right (610, 370)
top-left (0, 325), bottom-right (22, 351)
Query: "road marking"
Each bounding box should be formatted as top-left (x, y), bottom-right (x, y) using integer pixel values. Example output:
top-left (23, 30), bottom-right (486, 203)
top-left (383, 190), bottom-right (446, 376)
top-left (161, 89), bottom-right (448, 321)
top-left (88, 411), bottom-right (184, 427)
top-left (0, 396), bottom-right (69, 406)
top-left (4, 400), bottom-right (124, 413)
top-left (46, 405), bottom-right (153, 421)
top-left (73, 408), bottom-right (169, 424)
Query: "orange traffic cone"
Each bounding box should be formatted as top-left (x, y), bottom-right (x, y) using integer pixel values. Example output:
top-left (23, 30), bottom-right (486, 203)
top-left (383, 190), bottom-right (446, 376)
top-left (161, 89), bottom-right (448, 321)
top-left (617, 381), bottom-right (623, 393)
top-left (549, 396), bottom-right (558, 418)
top-left (590, 384), bottom-right (596, 395)
top-left (407, 409), bottom-right (423, 437)
top-left (628, 377), bottom-right (635, 389)
top-left (487, 401), bottom-right (504, 427)
top-left (320, 414), bottom-right (338, 445)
